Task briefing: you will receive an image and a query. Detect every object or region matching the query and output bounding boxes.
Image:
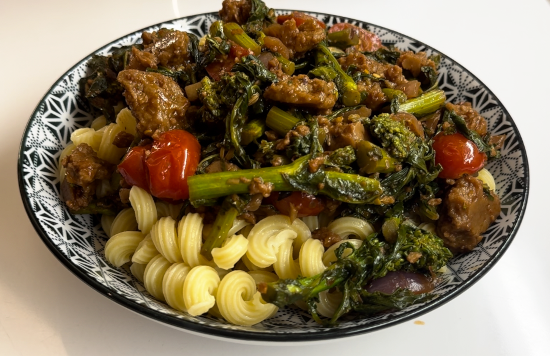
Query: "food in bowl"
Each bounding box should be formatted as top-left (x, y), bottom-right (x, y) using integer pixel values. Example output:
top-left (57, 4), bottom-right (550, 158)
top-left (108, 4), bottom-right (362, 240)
top-left (58, 0), bottom-right (505, 326)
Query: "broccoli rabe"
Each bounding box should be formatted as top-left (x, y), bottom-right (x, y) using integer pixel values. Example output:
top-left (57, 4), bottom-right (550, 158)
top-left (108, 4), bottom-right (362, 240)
top-left (367, 114), bottom-right (417, 161)
top-left (261, 221), bottom-right (451, 324)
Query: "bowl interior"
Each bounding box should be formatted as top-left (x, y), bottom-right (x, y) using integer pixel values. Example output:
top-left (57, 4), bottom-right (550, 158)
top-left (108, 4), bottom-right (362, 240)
top-left (18, 10), bottom-right (529, 342)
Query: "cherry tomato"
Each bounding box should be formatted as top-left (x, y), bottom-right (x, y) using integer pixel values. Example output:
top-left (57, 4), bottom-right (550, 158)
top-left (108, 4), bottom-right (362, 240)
top-left (328, 23), bottom-right (382, 52)
top-left (205, 41), bottom-right (252, 81)
top-left (118, 130), bottom-right (201, 201)
top-left (432, 132), bottom-right (486, 179)
top-left (277, 12), bottom-right (326, 29)
top-left (146, 130), bottom-right (201, 200)
top-left (272, 191), bottom-right (326, 218)
top-left (117, 145), bottom-right (150, 191)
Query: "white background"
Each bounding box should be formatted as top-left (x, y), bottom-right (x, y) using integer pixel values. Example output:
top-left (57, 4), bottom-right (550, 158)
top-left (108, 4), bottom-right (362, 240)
top-left (1, 0), bottom-right (549, 355)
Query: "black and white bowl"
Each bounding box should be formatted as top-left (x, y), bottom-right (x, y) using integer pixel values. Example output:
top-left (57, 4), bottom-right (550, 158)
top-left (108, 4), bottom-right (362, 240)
top-left (17, 11), bottom-right (529, 342)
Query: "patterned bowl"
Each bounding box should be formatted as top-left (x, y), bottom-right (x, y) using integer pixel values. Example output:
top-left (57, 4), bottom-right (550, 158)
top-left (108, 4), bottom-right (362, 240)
top-left (17, 10), bottom-right (529, 342)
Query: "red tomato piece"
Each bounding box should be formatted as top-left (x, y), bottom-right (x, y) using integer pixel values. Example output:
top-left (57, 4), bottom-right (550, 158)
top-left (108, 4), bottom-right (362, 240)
top-left (328, 22), bottom-right (382, 52)
top-left (274, 191), bottom-right (326, 218)
top-left (432, 132), bottom-right (487, 179)
top-left (118, 145), bottom-right (150, 191)
top-left (117, 130), bottom-right (201, 201)
top-left (146, 130), bottom-right (201, 201)
top-left (206, 41), bottom-right (252, 81)
top-left (277, 12), bottom-right (326, 29)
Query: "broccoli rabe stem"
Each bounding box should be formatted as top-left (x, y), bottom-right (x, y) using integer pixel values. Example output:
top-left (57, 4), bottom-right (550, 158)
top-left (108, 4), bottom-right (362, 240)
top-left (265, 106), bottom-right (300, 135)
top-left (187, 155), bottom-right (382, 205)
top-left (398, 89), bottom-right (446, 116)
top-left (240, 118), bottom-right (265, 145)
top-left (327, 28), bottom-right (360, 49)
top-left (201, 197), bottom-right (239, 260)
top-left (316, 44), bottom-right (361, 107)
top-left (223, 22), bottom-right (261, 55)
top-left (274, 54), bottom-right (295, 75)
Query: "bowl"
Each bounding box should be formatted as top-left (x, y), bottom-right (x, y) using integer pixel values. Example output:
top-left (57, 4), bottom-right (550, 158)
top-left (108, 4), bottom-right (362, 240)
top-left (17, 10), bottom-right (529, 342)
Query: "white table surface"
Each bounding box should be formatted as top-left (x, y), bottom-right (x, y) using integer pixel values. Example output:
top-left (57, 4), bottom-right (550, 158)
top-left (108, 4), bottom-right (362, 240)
top-left (2, 0), bottom-right (549, 354)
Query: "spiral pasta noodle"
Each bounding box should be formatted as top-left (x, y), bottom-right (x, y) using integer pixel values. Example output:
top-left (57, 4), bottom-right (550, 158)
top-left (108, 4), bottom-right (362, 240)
top-left (163, 263), bottom-right (191, 312)
top-left (97, 123), bottom-right (127, 164)
top-left (115, 108), bottom-right (138, 136)
top-left (90, 115), bottom-right (107, 130)
top-left (247, 270), bottom-right (279, 285)
top-left (70, 128), bottom-right (103, 152)
top-left (101, 214), bottom-right (115, 238)
top-left (151, 217), bottom-right (182, 263)
top-left (130, 262), bottom-right (146, 282)
top-left (177, 213), bottom-right (208, 268)
top-left (301, 216), bottom-right (319, 232)
top-left (216, 271), bottom-right (278, 326)
top-left (58, 142), bottom-right (75, 180)
top-left (273, 238), bottom-right (301, 279)
top-left (212, 234), bottom-right (249, 270)
top-left (129, 186), bottom-right (157, 235)
top-left (299, 238), bottom-right (326, 277)
top-left (132, 234), bottom-right (159, 265)
top-left (476, 168), bottom-right (496, 191)
top-left (110, 207), bottom-right (139, 237)
top-left (183, 265), bottom-right (220, 316)
top-left (246, 215), bottom-right (300, 269)
top-left (316, 291), bottom-right (343, 318)
top-left (144, 254), bottom-right (172, 302)
top-left (327, 217), bottom-right (374, 240)
top-left (155, 201), bottom-right (183, 220)
top-left (323, 239), bottom-right (363, 266)
top-left (105, 231), bottom-right (145, 267)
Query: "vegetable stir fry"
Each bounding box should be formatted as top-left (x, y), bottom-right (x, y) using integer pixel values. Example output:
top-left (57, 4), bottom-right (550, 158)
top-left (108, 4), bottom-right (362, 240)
top-left (61, 0), bottom-right (505, 326)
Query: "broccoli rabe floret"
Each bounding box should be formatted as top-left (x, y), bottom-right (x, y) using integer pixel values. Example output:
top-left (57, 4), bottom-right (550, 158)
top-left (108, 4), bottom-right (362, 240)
top-left (367, 114), bottom-right (417, 161)
top-left (387, 223), bottom-right (453, 273)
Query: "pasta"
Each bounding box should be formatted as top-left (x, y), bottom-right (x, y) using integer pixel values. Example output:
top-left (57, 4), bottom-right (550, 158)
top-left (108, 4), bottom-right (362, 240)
top-left (70, 128), bottom-right (102, 152)
top-left (143, 254), bottom-right (172, 302)
top-left (155, 201), bottom-right (183, 220)
top-left (323, 239), bottom-right (363, 266)
top-left (246, 215), bottom-right (305, 269)
top-left (130, 262), bottom-right (146, 282)
top-left (104, 231), bottom-right (145, 267)
top-left (115, 108), bottom-right (137, 136)
top-left (183, 265), bottom-right (220, 316)
top-left (273, 238), bottom-right (300, 279)
top-left (110, 207), bottom-right (138, 237)
top-left (212, 234), bottom-right (249, 270)
top-left (477, 168), bottom-right (496, 191)
top-left (316, 291), bottom-right (343, 318)
top-left (132, 234), bottom-right (159, 265)
top-left (58, 142), bottom-right (75, 180)
top-left (177, 213), bottom-right (208, 267)
top-left (216, 271), bottom-right (278, 326)
top-left (100, 214), bottom-right (115, 238)
top-left (90, 115), bottom-right (107, 130)
top-left (247, 270), bottom-right (279, 285)
top-left (162, 262), bottom-right (191, 312)
top-left (299, 238), bottom-right (326, 277)
top-left (150, 217), bottom-right (182, 263)
top-left (97, 123), bottom-right (127, 164)
top-left (129, 186), bottom-right (157, 235)
top-left (327, 217), bottom-right (374, 240)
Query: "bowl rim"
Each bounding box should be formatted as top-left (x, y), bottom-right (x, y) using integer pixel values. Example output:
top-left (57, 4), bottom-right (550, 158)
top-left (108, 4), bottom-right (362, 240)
top-left (17, 9), bottom-right (530, 342)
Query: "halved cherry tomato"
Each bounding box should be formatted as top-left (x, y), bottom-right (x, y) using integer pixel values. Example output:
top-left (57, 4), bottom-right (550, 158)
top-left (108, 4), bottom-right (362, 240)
top-left (432, 132), bottom-right (486, 179)
top-left (328, 23), bottom-right (382, 52)
top-left (117, 145), bottom-right (150, 191)
top-left (205, 41), bottom-right (252, 81)
top-left (118, 130), bottom-right (201, 201)
top-left (277, 12), bottom-right (326, 29)
top-left (270, 191), bottom-right (326, 218)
